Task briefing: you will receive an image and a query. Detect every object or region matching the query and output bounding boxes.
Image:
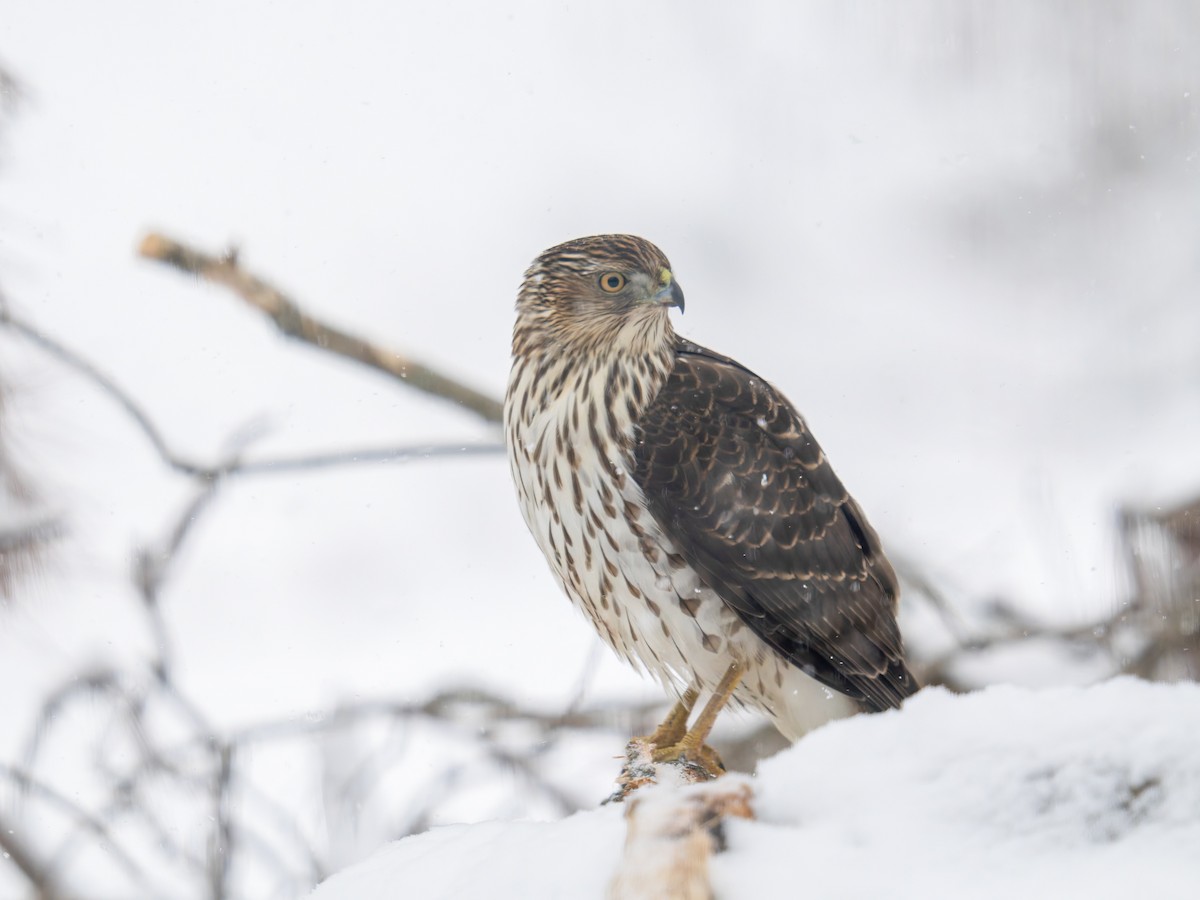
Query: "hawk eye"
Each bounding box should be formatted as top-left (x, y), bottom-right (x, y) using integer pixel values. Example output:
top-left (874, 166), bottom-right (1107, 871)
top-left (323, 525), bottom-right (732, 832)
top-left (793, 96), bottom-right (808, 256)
top-left (598, 272), bottom-right (626, 293)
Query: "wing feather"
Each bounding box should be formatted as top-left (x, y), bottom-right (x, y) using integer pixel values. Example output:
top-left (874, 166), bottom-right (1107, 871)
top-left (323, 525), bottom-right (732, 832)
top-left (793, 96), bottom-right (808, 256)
top-left (632, 340), bottom-right (917, 711)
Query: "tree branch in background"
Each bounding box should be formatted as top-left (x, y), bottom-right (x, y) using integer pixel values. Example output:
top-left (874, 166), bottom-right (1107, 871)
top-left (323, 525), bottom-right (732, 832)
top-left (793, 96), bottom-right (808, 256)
top-left (0, 811), bottom-right (60, 899)
top-left (0, 60), bottom-right (22, 120)
top-left (0, 306), bottom-right (502, 483)
top-left (0, 763), bottom-right (152, 893)
top-left (1, 304), bottom-right (213, 478)
top-left (137, 232), bottom-right (505, 425)
top-left (0, 295), bottom-right (62, 600)
top-left (1119, 495), bottom-right (1200, 681)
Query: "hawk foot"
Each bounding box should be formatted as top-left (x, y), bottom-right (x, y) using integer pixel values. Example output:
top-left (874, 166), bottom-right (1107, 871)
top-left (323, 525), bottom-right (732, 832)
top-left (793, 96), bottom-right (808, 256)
top-left (649, 738), bottom-right (725, 777)
top-left (605, 736), bottom-right (722, 803)
top-left (637, 687), bottom-right (700, 750)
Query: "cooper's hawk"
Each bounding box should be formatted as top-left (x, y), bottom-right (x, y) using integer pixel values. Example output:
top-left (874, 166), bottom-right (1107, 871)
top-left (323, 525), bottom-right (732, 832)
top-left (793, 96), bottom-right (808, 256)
top-left (505, 234), bottom-right (917, 770)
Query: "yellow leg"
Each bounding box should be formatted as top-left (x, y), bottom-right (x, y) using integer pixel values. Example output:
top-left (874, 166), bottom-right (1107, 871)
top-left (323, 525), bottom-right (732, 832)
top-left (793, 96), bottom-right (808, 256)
top-left (651, 663), bottom-right (744, 773)
top-left (644, 687), bottom-right (699, 749)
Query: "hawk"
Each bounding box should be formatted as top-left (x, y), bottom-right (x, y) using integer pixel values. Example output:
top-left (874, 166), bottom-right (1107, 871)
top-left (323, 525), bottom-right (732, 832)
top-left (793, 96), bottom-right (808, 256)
top-left (505, 234), bottom-right (917, 770)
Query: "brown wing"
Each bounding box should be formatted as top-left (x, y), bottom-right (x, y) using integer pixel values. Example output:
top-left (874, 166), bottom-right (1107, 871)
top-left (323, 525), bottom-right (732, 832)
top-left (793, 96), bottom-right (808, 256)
top-left (631, 339), bottom-right (917, 711)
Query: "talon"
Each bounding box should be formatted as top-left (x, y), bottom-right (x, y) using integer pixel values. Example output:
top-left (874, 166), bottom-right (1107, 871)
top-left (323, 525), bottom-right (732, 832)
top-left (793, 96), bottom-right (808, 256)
top-left (634, 687), bottom-right (700, 752)
top-left (650, 739), bottom-right (726, 777)
top-left (619, 668), bottom-right (743, 790)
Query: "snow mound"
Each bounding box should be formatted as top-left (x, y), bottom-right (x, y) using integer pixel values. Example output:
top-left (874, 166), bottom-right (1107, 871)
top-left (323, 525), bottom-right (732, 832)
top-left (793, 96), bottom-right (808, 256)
top-left (730, 679), bottom-right (1200, 899)
top-left (312, 679), bottom-right (1200, 899)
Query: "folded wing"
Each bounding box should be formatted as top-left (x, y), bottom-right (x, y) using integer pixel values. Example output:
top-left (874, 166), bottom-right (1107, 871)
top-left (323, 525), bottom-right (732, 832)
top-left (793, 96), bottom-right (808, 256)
top-left (631, 340), bottom-right (917, 711)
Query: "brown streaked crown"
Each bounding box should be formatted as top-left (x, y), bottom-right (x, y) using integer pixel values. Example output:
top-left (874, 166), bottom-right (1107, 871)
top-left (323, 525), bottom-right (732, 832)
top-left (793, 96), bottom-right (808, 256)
top-left (535, 234), bottom-right (673, 280)
top-left (514, 234), bottom-right (677, 356)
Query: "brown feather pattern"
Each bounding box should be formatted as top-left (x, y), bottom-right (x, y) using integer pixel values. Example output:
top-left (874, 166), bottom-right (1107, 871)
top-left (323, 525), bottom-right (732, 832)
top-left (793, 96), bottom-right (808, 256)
top-left (632, 340), bottom-right (917, 711)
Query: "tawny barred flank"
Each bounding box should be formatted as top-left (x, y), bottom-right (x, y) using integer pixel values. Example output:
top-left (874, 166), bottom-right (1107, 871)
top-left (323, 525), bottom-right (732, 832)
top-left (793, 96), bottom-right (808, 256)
top-left (505, 234), bottom-right (917, 771)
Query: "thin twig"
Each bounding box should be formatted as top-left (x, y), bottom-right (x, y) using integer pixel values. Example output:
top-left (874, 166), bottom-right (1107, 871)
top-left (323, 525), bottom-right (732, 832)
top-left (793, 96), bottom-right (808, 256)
top-left (1, 307), bottom-right (503, 480)
top-left (1, 307), bottom-right (211, 477)
top-left (918, 599), bottom-right (1123, 686)
top-left (21, 668), bottom-right (128, 775)
top-left (137, 232), bottom-right (504, 424)
top-left (482, 740), bottom-right (582, 815)
top-left (0, 764), bottom-right (153, 893)
top-left (136, 478), bottom-right (227, 678)
top-left (230, 777), bottom-right (327, 884)
top-left (208, 743), bottom-right (234, 900)
top-left (0, 62), bottom-right (22, 116)
top-left (0, 811), bottom-right (60, 899)
top-left (893, 553), bottom-right (971, 645)
top-left (229, 443), bottom-right (504, 474)
top-left (214, 689), bottom-right (659, 749)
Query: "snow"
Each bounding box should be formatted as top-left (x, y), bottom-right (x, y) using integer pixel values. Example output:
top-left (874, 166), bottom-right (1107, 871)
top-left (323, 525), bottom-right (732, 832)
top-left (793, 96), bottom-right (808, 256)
top-left (311, 811), bottom-right (626, 900)
top-left (313, 679), bottom-right (1200, 899)
top-left (741, 679), bottom-right (1200, 899)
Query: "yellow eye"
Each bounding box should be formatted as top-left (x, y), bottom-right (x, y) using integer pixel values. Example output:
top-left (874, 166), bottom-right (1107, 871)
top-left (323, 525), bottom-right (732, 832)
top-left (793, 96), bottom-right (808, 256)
top-left (598, 272), bottom-right (626, 293)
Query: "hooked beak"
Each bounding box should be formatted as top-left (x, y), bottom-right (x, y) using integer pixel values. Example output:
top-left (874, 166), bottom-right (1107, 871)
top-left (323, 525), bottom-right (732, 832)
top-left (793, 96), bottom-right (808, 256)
top-left (653, 278), bottom-right (685, 313)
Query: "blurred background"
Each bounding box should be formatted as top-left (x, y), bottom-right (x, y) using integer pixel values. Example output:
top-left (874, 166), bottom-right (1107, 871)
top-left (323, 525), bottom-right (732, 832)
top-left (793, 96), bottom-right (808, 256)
top-left (1, 1), bottom-right (1197, 896)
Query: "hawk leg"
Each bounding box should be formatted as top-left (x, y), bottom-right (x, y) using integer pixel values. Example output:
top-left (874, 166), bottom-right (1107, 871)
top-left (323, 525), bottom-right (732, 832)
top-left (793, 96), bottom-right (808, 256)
top-left (642, 686), bottom-right (699, 749)
top-left (650, 663), bottom-right (744, 774)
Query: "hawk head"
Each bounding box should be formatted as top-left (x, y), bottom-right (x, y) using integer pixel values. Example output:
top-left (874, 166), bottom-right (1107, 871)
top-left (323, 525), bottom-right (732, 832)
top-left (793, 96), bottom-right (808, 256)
top-left (514, 234), bottom-right (685, 356)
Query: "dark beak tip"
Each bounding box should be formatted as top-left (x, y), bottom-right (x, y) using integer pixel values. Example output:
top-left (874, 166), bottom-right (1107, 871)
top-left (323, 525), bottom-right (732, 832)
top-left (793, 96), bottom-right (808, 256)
top-left (671, 281), bottom-right (685, 313)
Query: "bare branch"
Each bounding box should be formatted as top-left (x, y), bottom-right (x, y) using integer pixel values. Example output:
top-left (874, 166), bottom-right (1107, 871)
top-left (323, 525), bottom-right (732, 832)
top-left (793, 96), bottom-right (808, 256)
top-left (137, 232), bottom-right (504, 424)
top-left (0, 297), bottom-right (63, 598)
top-left (230, 443), bottom-right (503, 474)
top-left (0, 306), bottom-right (212, 477)
top-left (136, 476), bottom-right (226, 679)
top-left (481, 740), bottom-right (582, 816)
top-left (0, 812), bottom-right (61, 899)
top-left (214, 688), bottom-right (660, 750)
top-left (0, 764), bottom-right (152, 893)
top-left (207, 744), bottom-right (234, 900)
top-left (0, 61), bottom-right (22, 120)
top-left (0, 307), bottom-right (503, 483)
top-left (917, 603), bottom-right (1118, 686)
top-left (0, 515), bottom-right (63, 600)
